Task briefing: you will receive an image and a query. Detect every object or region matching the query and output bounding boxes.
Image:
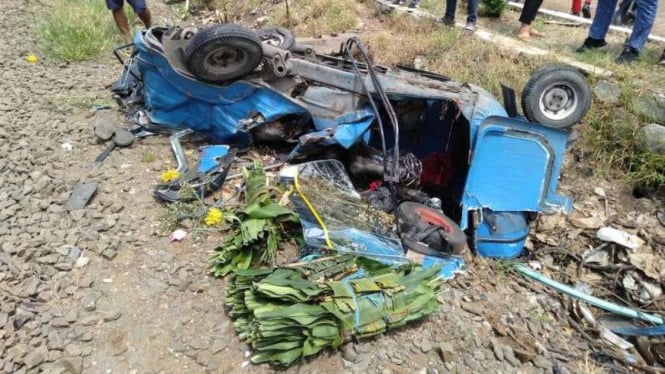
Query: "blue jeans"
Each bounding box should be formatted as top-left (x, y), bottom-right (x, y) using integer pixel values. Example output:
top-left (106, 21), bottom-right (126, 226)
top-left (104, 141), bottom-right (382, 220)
top-left (445, 0), bottom-right (479, 23)
top-left (589, 0), bottom-right (658, 52)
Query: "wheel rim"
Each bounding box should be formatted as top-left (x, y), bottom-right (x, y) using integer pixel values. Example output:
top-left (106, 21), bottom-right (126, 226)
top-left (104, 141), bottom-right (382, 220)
top-left (262, 34), bottom-right (285, 47)
top-left (538, 81), bottom-right (578, 121)
top-left (203, 46), bottom-right (249, 76)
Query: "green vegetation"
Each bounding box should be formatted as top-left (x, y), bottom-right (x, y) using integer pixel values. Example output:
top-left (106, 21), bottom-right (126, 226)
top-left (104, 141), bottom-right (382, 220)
top-left (36, 0), bottom-right (131, 61)
top-left (480, 0), bottom-right (506, 17)
top-left (141, 151), bottom-right (156, 163)
top-left (210, 163), bottom-right (299, 276)
top-left (225, 255), bottom-right (444, 367)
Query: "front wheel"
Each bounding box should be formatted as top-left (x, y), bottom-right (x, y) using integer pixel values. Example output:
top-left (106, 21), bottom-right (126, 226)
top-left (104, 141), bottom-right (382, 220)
top-left (521, 65), bottom-right (591, 129)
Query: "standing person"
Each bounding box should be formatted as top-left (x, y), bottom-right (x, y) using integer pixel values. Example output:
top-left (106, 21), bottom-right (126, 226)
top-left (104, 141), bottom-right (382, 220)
top-left (439, 0), bottom-right (480, 34)
top-left (517, 0), bottom-right (545, 40)
top-left (577, 0), bottom-right (658, 64)
top-left (660, 49), bottom-right (665, 65)
top-left (107, 0), bottom-right (152, 43)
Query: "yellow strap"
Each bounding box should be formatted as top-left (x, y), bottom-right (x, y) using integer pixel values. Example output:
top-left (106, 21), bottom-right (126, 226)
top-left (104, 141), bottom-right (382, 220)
top-left (294, 169), bottom-right (333, 249)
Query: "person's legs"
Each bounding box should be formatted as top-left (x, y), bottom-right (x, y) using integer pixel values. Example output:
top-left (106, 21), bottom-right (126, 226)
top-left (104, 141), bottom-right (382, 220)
top-left (112, 9), bottom-right (132, 43)
top-left (519, 0), bottom-right (543, 25)
top-left (466, 0), bottom-right (479, 23)
top-left (128, 0), bottom-right (152, 29)
top-left (571, 0), bottom-right (582, 14)
top-left (625, 0), bottom-right (657, 52)
top-left (518, 0), bottom-right (544, 39)
top-left (444, 0), bottom-right (458, 20)
top-left (107, 0), bottom-right (132, 43)
top-left (588, 0), bottom-right (618, 40)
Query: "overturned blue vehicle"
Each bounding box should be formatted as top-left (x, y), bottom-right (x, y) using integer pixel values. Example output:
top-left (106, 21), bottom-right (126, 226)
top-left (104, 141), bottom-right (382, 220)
top-left (115, 23), bottom-right (591, 260)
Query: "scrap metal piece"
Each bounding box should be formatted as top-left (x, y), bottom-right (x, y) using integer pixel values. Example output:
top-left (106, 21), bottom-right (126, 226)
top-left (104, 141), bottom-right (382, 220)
top-left (516, 264), bottom-right (665, 325)
top-left (64, 182), bottom-right (99, 211)
top-left (153, 143), bottom-right (235, 203)
top-left (170, 129), bottom-right (194, 174)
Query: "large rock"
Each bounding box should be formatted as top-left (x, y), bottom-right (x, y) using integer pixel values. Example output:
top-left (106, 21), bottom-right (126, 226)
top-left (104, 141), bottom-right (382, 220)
top-left (593, 80), bottom-right (621, 104)
top-left (637, 123), bottom-right (665, 155)
top-left (633, 95), bottom-right (665, 123)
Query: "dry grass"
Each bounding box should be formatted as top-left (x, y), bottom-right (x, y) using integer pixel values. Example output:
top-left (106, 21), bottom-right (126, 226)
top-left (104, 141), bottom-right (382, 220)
top-left (574, 354), bottom-right (609, 374)
top-left (362, 14), bottom-right (550, 98)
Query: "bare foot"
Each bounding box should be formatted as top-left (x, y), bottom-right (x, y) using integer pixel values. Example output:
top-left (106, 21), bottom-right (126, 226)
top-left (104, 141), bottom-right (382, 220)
top-left (517, 31), bottom-right (530, 41)
top-left (530, 29), bottom-right (546, 37)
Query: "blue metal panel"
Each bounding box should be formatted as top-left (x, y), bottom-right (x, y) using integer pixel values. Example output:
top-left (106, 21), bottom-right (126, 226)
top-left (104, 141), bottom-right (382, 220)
top-left (134, 35), bottom-right (309, 144)
top-left (460, 116), bottom-right (571, 229)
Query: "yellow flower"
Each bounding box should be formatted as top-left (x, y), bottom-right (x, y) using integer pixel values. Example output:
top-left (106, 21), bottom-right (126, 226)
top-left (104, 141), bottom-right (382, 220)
top-left (204, 208), bottom-right (224, 226)
top-left (160, 169), bottom-right (180, 183)
top-left (26, 54), bottom-right (38, 63)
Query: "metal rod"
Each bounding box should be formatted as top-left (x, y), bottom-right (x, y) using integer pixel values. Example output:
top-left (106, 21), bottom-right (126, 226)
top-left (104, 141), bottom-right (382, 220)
top-left (515, 264), bottom-right (665, 325)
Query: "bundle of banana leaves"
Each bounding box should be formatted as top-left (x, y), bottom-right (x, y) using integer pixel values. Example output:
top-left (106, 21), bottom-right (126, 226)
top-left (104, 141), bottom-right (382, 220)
top-left (225, 255), bottom-right (444, 368)
top-left (210, 162), bottom-right (299, 277)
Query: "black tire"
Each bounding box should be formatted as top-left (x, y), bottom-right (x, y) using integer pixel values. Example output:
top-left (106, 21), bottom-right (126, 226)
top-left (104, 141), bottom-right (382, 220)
top-left (397, 202), bottom-right (466, 254)
top-left (257, 27), bottom-right (295, 51)
top-left (521, 65), bottom-right (591, 129)
top-left (184, 24), bottom-right (263, 83)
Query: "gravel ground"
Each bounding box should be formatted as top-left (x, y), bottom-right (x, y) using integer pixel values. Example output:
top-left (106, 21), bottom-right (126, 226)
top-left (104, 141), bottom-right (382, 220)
top-left (1, 0), bottom-right (664, 373)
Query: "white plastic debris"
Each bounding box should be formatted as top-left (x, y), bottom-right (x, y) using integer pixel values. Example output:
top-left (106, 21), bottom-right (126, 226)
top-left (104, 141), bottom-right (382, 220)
top-left (594, 187), bottom-right (606, 198)
top-left (169, 229), bottom-right (187, 242)
top-left (527, 261), bottom-right (542, 271)
top-left (596, 227), bottom-right (644, 250)
top-left (75, 257), bottom-right (90, 268)
top-left (61, 142), bottom-right (73, 151)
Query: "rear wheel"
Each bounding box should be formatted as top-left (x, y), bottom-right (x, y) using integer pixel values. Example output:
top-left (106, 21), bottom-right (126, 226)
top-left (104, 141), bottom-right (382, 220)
top-left (521, 65), bottom-right (591, 129)
top-left (184, 24), bottom-right (263, 83)
top-left (397, 202), bottom-right (466, 254)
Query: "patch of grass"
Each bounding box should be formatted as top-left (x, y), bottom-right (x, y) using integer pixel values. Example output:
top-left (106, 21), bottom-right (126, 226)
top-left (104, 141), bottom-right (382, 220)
top-left (491, 259), bottom-right (517, 276)
top-left (49, 96), bottom-right (115, 112)
top-left (575, 354), bottom-right (608, 374)
top-left (363, 14), bottom-right (549, 98)
top-left (141, 151), bottom-right (156, 163)
top-left (36, 0), bottom-right (124, 61)
top-left (272, 0), bottom-right (363, 35)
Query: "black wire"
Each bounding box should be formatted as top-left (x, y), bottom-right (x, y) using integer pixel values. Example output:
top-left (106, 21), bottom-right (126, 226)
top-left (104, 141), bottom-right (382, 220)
top-left (344, 38), bottom-right (401, 190)
top-left (340, 41), bottom-right (389, 183)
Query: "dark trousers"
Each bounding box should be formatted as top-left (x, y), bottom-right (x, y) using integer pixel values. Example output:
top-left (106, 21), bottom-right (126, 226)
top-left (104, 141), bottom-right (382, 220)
top-left (519, 0), bottom-right (544, 24)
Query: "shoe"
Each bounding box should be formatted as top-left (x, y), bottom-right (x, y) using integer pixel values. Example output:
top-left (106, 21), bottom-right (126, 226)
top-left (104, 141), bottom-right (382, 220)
top-left (435, 16), bottom-right (455, 26)
top-left (582, 3), bottom-right (592, 18)
top-left (615, 46), bottom-right (639, 64)
top-left (393, 0), bottom-right (406, 5)
top-left (659, 50), bottom-right (665, 66)
top-left (408, 0), bottom-right (420, 8)
top-left (576, 37), bottom-right (607, 52)
top-left (463, 21), bottom-right (476, 35)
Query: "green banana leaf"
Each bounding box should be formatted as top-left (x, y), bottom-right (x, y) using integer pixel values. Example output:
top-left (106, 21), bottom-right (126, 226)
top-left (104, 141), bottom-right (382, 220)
top-left (225, 256), bottom-right (444, 368)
